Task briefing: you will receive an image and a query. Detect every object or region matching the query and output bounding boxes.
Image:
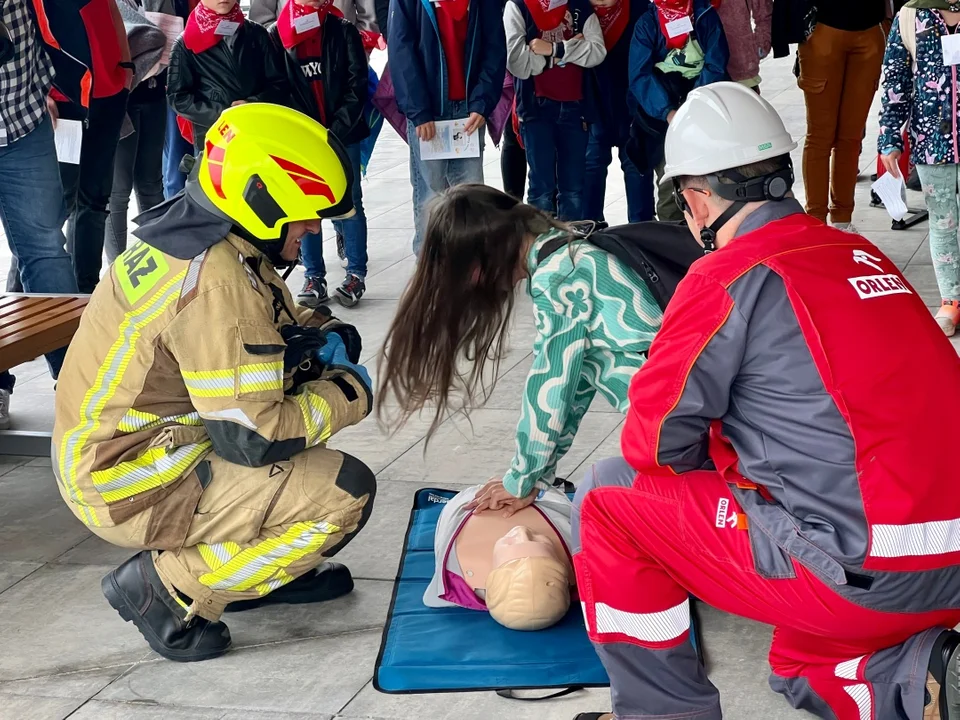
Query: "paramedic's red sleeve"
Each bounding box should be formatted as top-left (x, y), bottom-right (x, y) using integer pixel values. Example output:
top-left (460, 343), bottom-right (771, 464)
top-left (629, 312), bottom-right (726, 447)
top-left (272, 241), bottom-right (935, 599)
top-left (622, 272), bottom-right (748, 475)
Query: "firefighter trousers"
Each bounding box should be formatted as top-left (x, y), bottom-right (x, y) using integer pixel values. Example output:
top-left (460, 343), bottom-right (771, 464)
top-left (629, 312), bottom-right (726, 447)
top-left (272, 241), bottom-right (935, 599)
top-left (572, 457), bottom-right (960, 720)
top-left (91, 446), bottom-right (376, 621)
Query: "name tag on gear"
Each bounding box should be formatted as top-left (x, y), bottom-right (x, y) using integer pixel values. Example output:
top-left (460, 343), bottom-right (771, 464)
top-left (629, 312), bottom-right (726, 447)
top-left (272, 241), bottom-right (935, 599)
top-left (295, 12), bottom-right (321, 33)
top-left (665, 16), bottom-right (693, 38)
top-left (215, 19), bottom-right (240, 36)
top-left (116, 241), bottom-right (170, 305)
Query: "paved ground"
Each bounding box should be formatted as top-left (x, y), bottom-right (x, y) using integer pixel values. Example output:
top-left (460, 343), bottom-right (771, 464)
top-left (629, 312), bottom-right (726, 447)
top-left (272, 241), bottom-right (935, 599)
top-left (0, 53), bottom-right (950, 720)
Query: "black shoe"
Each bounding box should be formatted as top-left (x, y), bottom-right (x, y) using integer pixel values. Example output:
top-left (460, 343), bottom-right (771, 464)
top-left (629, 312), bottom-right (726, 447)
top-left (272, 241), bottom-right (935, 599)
top-left (224, 563), bottom-right (355, 613)
top-left (101, 551), bottom-right (232, 663)
top-left (336, 232), bottom-right (348, 269)
top-left (574, 714), bottom-right (609, 720)
top-left (928, 629), bottom-right (960, 718)
top-left (334, 274), bottom-right (365, 308)
top-left (297, 276), bottom-right (328, 308)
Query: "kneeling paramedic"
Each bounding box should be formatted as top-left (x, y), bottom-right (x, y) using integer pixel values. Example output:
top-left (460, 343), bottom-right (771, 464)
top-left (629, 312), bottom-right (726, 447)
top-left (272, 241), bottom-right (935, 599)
top-left (572, 82), bottom-right (960, 720)
top-left (52, 103), bottom-right (376, 662)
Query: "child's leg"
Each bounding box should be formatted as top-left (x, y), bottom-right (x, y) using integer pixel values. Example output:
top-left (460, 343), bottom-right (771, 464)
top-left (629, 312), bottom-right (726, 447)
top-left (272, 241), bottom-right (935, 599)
top-left (521, 116), bottom-right (559, 216)
top-left (332, 143), bottom-right (368, 279)
top-left (916, 164), bottom-right (960, 332)
top-left (296, 231), bottom-right (328, 307)
top-left (583, 124), bottom-right (612, 223)
top-left (407, 119), bottom-right (448, 256)
top-left (555, 105), bottom-right (589, 221)
top-left (620, 147), bottom-right (655, 223)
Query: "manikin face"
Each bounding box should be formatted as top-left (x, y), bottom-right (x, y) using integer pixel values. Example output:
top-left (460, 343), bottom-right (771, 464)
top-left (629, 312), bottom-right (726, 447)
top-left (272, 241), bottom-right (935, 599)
top-left (201, 0), bottom-right (238, 14)
top-left (492, 526), bottom-right (560, 569)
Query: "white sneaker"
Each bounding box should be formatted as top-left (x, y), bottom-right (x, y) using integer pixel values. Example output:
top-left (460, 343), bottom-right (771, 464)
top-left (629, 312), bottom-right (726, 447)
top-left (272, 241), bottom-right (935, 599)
top-left (833, 222), bottom-right (860, 234)
top-left (0, 389), bottom-right (10, 430)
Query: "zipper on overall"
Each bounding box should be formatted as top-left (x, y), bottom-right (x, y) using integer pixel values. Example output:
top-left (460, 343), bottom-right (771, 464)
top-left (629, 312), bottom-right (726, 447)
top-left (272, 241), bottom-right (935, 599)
top-left (425, 0), bottom-right (447, 117)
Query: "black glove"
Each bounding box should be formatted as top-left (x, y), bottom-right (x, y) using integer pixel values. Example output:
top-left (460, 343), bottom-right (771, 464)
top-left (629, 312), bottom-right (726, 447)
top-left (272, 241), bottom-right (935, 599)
top-left (280, 324), bottom-right (327, 373)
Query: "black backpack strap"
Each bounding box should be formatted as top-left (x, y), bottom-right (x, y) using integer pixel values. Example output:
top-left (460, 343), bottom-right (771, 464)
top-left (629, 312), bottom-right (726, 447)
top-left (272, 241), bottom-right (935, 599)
top-left (535, 222), bottom-right (600, 267)
top-left (535, 236), bottom-right (572, 267)
top-left (496, 687), bottom-right (583, 701)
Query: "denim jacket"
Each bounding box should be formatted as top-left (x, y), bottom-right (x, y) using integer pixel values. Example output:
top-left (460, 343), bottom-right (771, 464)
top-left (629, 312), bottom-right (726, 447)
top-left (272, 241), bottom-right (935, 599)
top-left (878, 9), bottom-right (960, 165)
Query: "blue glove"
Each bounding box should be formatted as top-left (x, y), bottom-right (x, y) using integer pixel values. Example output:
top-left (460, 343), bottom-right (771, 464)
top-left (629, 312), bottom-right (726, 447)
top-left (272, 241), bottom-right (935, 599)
top-left (315, 334), bottom-right (372, 395)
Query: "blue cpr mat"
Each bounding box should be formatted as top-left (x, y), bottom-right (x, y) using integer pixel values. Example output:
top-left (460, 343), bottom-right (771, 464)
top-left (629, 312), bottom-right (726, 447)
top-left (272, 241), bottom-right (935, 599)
top-left (374, 488), bottom-right (702, 695)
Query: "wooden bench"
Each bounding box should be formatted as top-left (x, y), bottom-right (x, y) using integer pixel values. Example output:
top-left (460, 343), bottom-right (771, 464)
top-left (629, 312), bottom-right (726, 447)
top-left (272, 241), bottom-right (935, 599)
top-left (0, 293), bottom-right (88, 457)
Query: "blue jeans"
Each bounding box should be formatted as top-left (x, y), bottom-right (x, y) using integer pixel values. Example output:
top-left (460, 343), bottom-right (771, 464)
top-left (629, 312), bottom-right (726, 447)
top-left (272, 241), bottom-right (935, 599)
top-left (301, 142), bottom-right (368, 279)
top-left (163, 104), bottom-right (193, 199)
top-left (519, 99), bottom-right (588, 221)
top-left (0, 115), bottom-right (77, 376)
top-left (583, 123), bottom-right (655, 223)
top-left (407, 100), bottom-right (485, 255)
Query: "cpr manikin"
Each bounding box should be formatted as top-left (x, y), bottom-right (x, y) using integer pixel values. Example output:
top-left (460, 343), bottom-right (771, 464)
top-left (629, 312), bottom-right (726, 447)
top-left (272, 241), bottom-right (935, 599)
top-left (424, 486), bottom-right (574, 631)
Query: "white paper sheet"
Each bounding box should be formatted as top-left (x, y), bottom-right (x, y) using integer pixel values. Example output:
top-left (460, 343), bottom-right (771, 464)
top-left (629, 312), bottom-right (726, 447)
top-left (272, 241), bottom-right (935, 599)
top-left (871, 171), bottom-right (908, 222)
top-left (943, 33), bottom-right (960, 66)
top-left (419, 119), bottom-right (481, 161)
top-left (54, 119), bottom-right (83, 164)
top-left (142, 13), bottom-right (184, 80)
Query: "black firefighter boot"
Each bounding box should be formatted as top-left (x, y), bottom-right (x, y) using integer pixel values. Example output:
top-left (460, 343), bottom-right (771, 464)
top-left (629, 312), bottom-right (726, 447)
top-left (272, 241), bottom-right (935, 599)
top-left (102, 551), bottom-right (232, 662)
top-left (928, 629), bottom-right (960, 719)
top-left (224, 562), bottom-right (355, 612)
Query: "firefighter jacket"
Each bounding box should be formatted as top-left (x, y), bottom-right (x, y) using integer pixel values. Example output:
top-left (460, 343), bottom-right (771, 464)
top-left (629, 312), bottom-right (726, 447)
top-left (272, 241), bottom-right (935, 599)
top-left (52, 219), bottom-right (371, 533)
top-left (622, 200), bottom-right (960, 613)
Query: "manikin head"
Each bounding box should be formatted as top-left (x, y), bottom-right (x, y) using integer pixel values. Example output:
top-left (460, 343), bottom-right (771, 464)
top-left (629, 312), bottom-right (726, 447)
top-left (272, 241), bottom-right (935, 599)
top-left (662, 82), bottom-right (798, 251)
top-left (484, 526), bottom-right (571, 631)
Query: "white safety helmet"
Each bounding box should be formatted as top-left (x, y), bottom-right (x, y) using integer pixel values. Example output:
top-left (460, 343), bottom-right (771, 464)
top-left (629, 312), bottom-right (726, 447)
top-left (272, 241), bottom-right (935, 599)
top-left (661, 81), bottom-right (797, 184)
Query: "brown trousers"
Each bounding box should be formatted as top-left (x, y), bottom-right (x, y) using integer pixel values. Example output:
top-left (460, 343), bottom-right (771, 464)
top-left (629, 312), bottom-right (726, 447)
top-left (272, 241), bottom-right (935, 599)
top-left (91, 447), bottom-right (376, 620)
top-left (798, 23), bottom-right (885, 224)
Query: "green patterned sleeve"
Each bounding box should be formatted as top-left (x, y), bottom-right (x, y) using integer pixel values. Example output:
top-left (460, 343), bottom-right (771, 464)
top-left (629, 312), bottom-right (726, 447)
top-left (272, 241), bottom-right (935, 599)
top-left (502, 283), bottom-right (591, 499)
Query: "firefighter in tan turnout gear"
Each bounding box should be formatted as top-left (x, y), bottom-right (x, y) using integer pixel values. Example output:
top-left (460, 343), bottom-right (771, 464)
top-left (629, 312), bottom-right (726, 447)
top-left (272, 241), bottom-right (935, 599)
top-left (52, 104), bottom-right (376, 662)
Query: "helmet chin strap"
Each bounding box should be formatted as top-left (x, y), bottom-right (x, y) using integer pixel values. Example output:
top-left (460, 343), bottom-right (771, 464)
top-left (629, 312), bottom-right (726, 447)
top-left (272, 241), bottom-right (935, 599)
top-left (699, 201), bottom-right (745, 253)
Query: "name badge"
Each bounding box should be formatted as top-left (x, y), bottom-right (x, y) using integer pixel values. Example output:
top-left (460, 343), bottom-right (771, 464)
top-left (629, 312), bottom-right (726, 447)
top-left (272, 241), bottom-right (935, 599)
top-left (665, 16), bottom-right (693, 38)
top-left (943, 33), bottom-right (960, 66)
top-left (547, 0), bottom-right (567, 10)
top-left (294, 12), bottom-right (321, 32)
top-left (215, 19), bottom-right (240, 36)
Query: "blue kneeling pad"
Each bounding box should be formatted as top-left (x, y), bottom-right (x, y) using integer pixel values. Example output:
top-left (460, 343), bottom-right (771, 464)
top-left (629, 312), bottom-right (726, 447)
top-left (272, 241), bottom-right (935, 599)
top-left (375, 488), bottom-right (703, 694)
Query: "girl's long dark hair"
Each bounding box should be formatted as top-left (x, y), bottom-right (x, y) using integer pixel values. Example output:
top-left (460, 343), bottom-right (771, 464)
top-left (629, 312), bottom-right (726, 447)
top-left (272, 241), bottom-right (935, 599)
top-left (377, 184), bottom-right (564, 441)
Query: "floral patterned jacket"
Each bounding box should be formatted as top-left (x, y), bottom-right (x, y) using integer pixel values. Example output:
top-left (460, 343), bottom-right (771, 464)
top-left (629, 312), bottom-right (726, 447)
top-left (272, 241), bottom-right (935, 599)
top-left (879, 9), bottom-right (960, 165)
top-left (501, 229), bottom-right (663, 499)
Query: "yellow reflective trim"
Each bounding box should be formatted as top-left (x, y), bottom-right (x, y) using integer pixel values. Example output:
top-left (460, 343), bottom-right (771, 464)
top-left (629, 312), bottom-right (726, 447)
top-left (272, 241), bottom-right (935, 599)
top-left (58, 273), bottom-right (186, 526)
top-left (295, 390), bottom-right (332, 447)
top-left (198, 521), bottom-right (338, 592)
top-left (182, 369), bottom-right (234, 381)
top-left (92, 440), bottom-right (212, 503)
top-left (254, 568), bottom-right (295, 596)
top-left (117, 409), bottom-right (202, 433)
top-left (238, 361), bottom-right (284, 394)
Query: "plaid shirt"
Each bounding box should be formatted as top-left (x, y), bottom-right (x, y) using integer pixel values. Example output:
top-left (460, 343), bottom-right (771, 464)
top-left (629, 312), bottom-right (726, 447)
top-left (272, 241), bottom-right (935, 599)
top-left (0, 0), bottom-right (55, 146)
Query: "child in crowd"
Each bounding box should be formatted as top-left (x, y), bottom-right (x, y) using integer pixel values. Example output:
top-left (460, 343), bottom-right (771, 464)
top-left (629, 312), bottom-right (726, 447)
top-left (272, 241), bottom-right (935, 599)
top-left (879, 1), bottom-right (960, 335)
top-left (389, 0), bottom-right (506, 254)
top-left (167, 0), bottom-right (288, 153)
top-left (629, 0), bottom-right (728, 220)
top-left (504, 0), bottom-right (606, 220)
top-left (272, 0), bottom-right (371, 307)
top-left (714, 0), bottom-right (771, 92)
top-left (583, 0), bottom-right (652, 224)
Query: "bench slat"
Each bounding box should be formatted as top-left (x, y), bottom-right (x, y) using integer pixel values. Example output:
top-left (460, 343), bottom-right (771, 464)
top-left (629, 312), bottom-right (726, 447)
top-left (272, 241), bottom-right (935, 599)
top-left (0, 294), bottom-right (89, 372)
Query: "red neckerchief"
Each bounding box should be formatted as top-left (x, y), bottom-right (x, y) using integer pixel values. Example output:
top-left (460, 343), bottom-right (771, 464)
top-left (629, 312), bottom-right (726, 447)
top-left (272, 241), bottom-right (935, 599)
top-left (594, 0), bottom-right (629, 49)
top-left (523, 0), bottom-right (567, 32)
top-left (183, 2), bottom-right (245, 54)
top-left (653, 0), bottom-right (693, 51)
top-left (436, 0), bottom-right (469, 24)
top-left (275, 0), bottom-right (340, 49)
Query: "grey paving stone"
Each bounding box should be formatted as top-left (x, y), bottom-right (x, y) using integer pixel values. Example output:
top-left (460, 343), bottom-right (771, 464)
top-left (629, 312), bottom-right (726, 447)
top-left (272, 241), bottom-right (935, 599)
top-left (481, 357), bottom-right (622, 415)
top-left (333, 412), bottom-right (441, 477)
top-left (52, 534), bottom-right (134, 567)
top-left (0, 461), bottom-right (91, 563)
top-left (0, 666), bottom-right (133, 701)
top-left (563, 421), bottom-right (625, 484)
top-left (69, 700), bottom-right (333, 719)
top-left (0, 560), bottom-right (41, 593)
top-left (0, 564), bottom-right (150, 681)
top-left (224, 579), bottom-right (392, 649)
top-left (2, 374), bottom-right (55, 433)
top-left (865, 231), bottom-right (926, 269)
top-left (335, 480), bottom-right (436, 581)
top-left (378, 408), bottom-right (623, 487)
top-left (0, 455), bottom-right (30, 479)
top-left (0, 693), bottom-right (84, 720)
top-left (340, 683), bottom-right (613, 720)
top-left (904, 264), bottom-right (942, 307)
top-left (95, 629), bottom-right (381, 716)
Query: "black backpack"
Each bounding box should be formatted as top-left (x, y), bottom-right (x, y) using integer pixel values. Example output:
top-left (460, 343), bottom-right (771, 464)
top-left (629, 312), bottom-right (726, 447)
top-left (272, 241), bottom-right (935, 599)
top-left (536, 221), bottom-right (704, 312)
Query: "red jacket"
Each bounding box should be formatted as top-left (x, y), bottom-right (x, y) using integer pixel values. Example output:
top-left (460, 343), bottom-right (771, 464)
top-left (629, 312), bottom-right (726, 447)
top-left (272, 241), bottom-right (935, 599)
top-left (622, 202), bottom-right (960, 610)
